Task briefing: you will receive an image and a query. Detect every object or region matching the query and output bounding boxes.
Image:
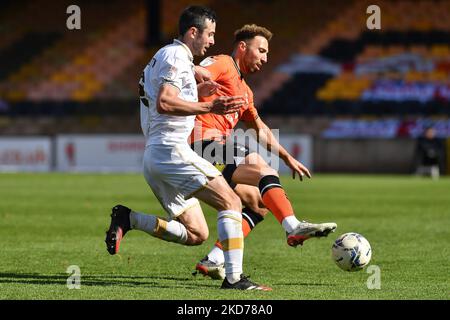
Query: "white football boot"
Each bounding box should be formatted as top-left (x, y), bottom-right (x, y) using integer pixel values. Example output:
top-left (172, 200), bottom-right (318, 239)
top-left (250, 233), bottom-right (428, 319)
top-left (193, 257), bottom-right (225, 280)
top-left (287, 221), bottom-right (337, 247)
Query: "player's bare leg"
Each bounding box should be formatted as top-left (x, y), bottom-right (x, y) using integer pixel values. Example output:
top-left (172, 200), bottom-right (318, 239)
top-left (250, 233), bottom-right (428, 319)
top-left (193, 175), bottom-right (271, 290)
top-left (195, 184), bottom-right (267, 279)
top-left (105, 204), bottom-right (205, 255)
top-left (195, 152), bottom-right (337, 276)
top-left (176, 205), bottom-right (209, 245)
top-left (233, 152), bottom-right (336, 247)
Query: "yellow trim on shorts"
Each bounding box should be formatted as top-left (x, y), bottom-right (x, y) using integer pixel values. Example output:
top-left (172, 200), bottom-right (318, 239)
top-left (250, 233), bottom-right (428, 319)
top-left (214, 163), bottom-right (226, 172)
top-left (190, 160), bottom-right (221, 178)
top-left (171, 200), bottom-right (200, 219)
top-left (221, 237), bottom-right (244, 251)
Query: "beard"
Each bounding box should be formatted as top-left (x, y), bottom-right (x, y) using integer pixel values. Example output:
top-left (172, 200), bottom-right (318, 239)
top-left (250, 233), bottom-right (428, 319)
top-left (193, 37), bottom-right (206, 56)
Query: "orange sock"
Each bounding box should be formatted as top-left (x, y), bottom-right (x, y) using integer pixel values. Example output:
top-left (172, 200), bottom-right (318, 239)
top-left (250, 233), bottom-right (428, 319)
top-left (259, 175), bottom-right (294, 224)
top-left (241, 218), bottom-right (252, 237)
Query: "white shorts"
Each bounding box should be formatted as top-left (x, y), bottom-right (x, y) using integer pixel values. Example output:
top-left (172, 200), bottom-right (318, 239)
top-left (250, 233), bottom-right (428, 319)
top-left (143, 143), bottom-right (221, 219)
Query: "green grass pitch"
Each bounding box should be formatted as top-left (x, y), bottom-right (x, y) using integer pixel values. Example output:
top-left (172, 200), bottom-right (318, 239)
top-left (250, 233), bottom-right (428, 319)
top-left (0, 173), bottom-right (449, 300)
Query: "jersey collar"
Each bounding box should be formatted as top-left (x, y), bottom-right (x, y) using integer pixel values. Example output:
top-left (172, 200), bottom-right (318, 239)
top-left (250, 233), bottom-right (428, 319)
top-left (230, 55), bottom-right (244, 80)
top-left (173, 39), bottom-right (194, 62)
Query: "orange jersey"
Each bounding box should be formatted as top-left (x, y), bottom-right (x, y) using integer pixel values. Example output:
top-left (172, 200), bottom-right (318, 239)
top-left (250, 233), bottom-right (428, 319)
top-left (189, 55), bottom-right (259, 143)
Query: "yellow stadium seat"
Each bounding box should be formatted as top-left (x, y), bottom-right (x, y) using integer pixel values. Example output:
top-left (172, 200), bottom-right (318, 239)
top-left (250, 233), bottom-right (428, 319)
top-left (51, 72), bottom-right (72, 83)
top-left (73, 55), bottom-right (92, 66)
top-left (430, 45), bottom-right (450, 57)
top-left (405, 71), bottom-right (425, 82)
top-left (429, 71), bottom-right (447, 82)
top-left (71, 89), bottom-right (92, 102)
top-left (316, 89), bottom-right (335, 102)
top-left (83, 80), bottom-right (102, 92)
top-left (6, 90), bottom-right (26, 102)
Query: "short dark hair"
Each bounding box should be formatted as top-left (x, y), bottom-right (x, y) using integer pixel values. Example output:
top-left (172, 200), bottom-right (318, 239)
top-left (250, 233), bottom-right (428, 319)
top-left (179, 5), bottom-right (217, 36)
top-left (234, 24), bottom-right (273, 44)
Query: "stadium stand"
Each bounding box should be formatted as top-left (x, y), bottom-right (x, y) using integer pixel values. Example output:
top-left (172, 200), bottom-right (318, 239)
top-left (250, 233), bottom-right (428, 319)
top-left (0, 0), bottom-right (448, 137)
top-left (261, 0), bottom-right (450, 119)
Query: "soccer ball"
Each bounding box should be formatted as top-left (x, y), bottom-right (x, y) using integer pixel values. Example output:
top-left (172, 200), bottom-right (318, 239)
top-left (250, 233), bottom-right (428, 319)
top-left (332, 232), bottom-right (372, 272)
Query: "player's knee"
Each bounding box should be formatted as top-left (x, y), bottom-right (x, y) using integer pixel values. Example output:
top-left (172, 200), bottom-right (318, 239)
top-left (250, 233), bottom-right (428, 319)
top-left (197, 228), bottom-right (209, 243)
top-left (267, 167), bottom-right (280, 177)
top-left (210, 177), bottom-right (242, 212)
top-left (187, 229), bottom-right (209, 245)
top-left (262, 166), bottom-right (278, 177)
top-left (222, 191), bottom-right (242, 212)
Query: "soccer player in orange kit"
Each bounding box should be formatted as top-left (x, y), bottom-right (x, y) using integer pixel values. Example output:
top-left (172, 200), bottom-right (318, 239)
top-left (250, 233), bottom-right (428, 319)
top-left (190, 24), bottom-right (337, 279)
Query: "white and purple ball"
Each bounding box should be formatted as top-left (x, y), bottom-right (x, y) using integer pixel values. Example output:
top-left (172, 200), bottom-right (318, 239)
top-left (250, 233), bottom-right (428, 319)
top-left (332, 232), bottom-right (372, 271)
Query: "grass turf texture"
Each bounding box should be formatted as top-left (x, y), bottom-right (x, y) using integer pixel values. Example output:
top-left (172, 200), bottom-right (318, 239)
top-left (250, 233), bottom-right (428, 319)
top-left (0, 173), bottom-right (449, 300)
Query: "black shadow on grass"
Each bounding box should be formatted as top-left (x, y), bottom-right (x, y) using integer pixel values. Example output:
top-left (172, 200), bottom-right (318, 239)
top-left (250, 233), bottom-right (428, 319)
top-left (273, 282), bottom-right (336, 287)
top-left (0, 273), bottom-right (217, 290)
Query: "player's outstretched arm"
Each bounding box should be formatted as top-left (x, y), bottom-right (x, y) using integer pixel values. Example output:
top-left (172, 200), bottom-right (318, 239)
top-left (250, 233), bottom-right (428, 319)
top-left (245, 117), bottom-right (311, 180)
top-left (157, 84), bottom-right (213, 115)
top-left (157, 84), bottom-right (245, 116)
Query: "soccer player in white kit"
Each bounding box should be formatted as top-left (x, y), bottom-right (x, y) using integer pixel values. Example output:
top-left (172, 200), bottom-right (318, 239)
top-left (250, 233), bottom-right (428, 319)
top-left (105, 6), bottom-right (270, 291)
